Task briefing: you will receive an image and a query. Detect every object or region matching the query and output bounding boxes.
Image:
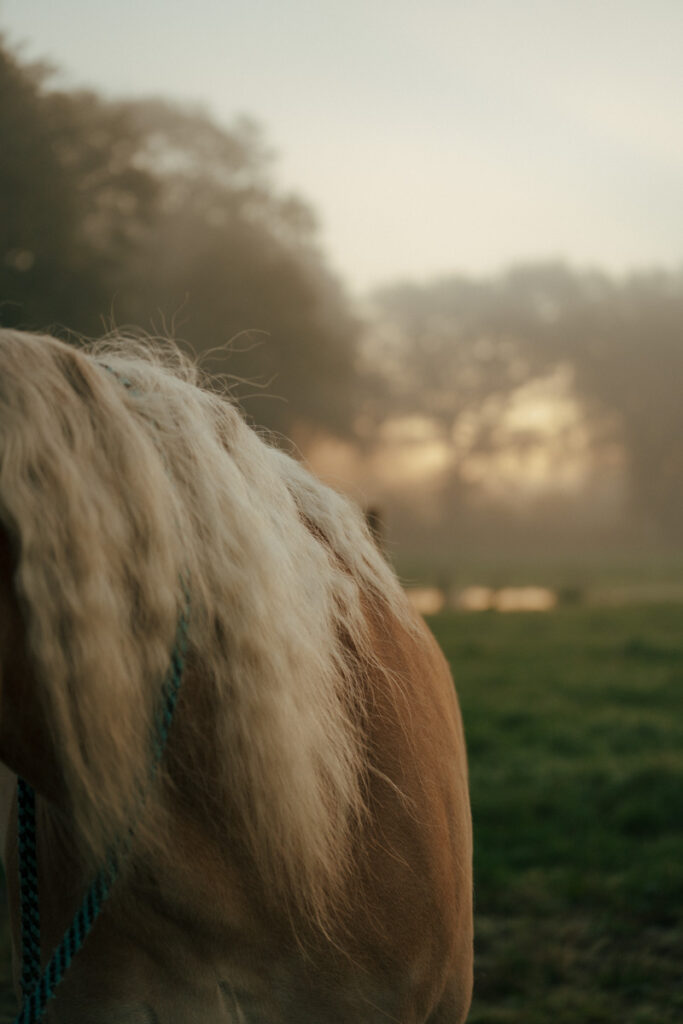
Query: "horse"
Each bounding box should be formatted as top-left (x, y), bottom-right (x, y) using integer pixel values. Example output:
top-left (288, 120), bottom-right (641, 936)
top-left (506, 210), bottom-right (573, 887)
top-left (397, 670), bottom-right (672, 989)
top-left (0, 328), bottom-right (472, 1023)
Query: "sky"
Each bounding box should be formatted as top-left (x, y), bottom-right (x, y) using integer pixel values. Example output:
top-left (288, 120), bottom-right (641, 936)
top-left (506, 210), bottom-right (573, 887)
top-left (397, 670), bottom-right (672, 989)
top-left (3, 0), bottom-right (683, 296)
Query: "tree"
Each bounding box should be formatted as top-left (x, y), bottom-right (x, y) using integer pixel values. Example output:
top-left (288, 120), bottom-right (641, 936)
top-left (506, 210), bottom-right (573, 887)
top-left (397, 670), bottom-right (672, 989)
top-left (370, 262), bottom-right (683, 546)
top-left (0, 37), bottom-right (361, 439)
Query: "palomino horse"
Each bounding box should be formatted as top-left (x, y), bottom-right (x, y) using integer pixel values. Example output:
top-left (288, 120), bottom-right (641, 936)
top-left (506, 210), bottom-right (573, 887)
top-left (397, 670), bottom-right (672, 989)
top-left (0, 329), bottom-right (472, 1023)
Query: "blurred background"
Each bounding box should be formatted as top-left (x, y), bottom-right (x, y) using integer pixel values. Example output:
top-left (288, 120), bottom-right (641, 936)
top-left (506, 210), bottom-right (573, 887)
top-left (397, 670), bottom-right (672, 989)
top-left (1, 2), bottom-right (682, 1021)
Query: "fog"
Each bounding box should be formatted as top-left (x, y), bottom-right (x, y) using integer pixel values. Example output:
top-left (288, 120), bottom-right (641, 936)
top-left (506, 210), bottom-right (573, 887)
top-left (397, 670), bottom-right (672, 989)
top-left (2, 34), bottom-right (682, 587)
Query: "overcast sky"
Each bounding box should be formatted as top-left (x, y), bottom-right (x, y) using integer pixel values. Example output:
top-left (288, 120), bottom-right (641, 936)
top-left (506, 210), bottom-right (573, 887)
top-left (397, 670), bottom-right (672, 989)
top-left (3, 0), bottom-right (683, 295)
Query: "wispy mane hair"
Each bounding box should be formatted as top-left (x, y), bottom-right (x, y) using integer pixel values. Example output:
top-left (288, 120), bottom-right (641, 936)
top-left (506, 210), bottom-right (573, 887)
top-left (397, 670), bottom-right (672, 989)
top-left (0, 328), bottom-right (410, 928)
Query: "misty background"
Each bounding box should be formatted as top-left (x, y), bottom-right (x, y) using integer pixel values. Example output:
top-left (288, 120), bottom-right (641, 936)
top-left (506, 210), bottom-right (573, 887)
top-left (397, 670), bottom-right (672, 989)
top-left (2, 11), bottom-right (683, 1022)
top-left (2, 6), bottom-right (683, 594)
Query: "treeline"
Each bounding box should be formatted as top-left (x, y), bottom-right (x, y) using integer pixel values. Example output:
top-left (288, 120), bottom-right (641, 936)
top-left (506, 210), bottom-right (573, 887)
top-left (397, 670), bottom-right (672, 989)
top-left (3, 36), bottom-right (682, 554)
top-left (369, 263), bottom-right (683, 549)
top-left (0, 37), bottom-right (360, 438)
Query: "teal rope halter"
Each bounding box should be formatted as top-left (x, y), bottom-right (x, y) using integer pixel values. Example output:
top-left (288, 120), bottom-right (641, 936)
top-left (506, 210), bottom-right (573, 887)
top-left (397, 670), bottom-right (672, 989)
top-left (13, 580), bottom-right (190, 1024)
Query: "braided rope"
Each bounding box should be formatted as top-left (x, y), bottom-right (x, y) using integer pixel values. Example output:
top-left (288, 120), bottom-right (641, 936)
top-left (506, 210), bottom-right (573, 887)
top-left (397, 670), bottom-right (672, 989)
top-left (14, 579), bottom-right (190, 1024)
top-left (16, 858), bottom-right (115, 1024)
top-left (17, 780), bottom-right (40, 997)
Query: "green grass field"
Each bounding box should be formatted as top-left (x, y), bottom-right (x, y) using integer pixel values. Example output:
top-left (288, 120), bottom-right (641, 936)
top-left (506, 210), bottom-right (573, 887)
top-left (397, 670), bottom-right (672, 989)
top-left (0, 604), bottom-right (681, 1021)
top-left (428, 603), bottom-right (683, 1022)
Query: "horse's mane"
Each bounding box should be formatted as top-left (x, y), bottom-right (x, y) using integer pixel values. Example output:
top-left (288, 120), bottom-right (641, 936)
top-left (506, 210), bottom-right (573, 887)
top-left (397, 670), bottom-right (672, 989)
top-left (0, 328), bottom-right (411, 929)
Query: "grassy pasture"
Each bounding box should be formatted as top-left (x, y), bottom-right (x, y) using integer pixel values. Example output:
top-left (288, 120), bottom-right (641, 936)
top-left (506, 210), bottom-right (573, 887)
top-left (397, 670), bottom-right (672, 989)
top-left (0, 603), bottom-right (681, 1021)
top-left (428, 603), bottom-right (683, 1022)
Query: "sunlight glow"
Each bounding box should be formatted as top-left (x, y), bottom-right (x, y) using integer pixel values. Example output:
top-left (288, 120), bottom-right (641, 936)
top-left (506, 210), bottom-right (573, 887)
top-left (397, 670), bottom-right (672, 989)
top-left (306, 366), bottom-right (623, 515)
top-left (458, 366), bottom-right (597, 502)
top-left (306, 416), bottom-right (453, 508)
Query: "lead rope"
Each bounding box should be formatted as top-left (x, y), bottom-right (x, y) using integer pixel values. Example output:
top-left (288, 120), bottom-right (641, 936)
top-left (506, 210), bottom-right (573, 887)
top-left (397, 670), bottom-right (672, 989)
top-left (14, 578), bottom-right (190, 1024)
top-left (17, 781), bottom-right (40, 997)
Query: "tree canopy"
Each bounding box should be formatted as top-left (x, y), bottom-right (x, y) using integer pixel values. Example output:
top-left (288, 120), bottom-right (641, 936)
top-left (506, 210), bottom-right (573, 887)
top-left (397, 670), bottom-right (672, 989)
top-left (0, 37), bottom-right (360, 439)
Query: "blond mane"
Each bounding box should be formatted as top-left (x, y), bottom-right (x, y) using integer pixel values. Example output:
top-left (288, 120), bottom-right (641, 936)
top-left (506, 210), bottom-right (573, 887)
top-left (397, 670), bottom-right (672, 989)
top-left (0, 329), bottom-right (411, 928)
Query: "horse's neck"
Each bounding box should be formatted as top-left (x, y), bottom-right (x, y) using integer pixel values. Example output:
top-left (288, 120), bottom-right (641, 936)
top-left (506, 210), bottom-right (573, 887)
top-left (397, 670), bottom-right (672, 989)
top-left (3, 790), bottom-right (285, 1023)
